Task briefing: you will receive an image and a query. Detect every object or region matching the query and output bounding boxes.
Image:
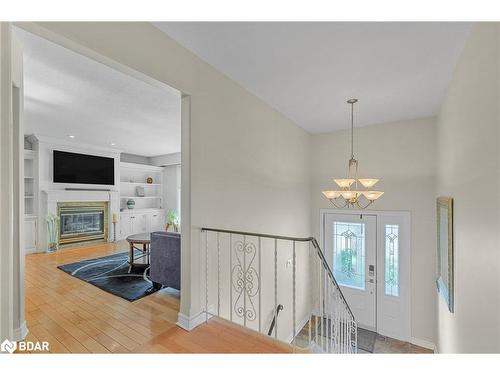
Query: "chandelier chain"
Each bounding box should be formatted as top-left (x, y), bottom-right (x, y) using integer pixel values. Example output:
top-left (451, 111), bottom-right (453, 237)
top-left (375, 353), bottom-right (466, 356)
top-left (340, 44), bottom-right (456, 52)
top-left (350, 100), bottom-right (354, 159)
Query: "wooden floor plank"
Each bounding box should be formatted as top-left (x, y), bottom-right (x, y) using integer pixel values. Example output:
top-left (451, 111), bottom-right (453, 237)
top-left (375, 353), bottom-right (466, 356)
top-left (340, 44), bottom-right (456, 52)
top-left (24, 241), bottom-right (292, 354)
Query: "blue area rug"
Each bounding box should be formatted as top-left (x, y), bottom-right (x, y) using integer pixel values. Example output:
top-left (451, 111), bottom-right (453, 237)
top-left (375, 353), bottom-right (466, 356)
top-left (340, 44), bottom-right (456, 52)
top-left (58, 251), bottom-right (158, 301)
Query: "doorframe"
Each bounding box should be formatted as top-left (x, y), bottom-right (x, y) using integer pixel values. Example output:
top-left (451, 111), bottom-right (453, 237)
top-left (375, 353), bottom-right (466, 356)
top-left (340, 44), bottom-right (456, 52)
top-left (319, 208), bottom-right (411, 341)
top-left (1, 22), bottom-right (28, 342)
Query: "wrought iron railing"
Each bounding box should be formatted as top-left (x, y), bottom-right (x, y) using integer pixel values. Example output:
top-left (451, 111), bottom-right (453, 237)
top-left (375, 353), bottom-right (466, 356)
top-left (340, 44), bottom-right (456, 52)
top-left (201, 227), bottom-right (357, 353)
top-left (268, 304), bottom-right (284, 336)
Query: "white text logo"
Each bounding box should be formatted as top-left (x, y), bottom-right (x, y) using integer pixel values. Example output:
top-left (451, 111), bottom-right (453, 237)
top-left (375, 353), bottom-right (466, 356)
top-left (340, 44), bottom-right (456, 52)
top-left (0, 339), bottom-right (17, 354)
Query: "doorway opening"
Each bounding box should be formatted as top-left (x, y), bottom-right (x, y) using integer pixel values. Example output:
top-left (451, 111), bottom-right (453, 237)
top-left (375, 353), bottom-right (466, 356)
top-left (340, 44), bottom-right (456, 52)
top-left (9, 24), bottom-right (188, 349)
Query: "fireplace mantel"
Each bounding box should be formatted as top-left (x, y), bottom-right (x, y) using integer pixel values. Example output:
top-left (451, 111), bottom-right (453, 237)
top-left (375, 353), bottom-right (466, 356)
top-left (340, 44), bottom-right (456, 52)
top-left (44, 189), bottom-right (118, 203)
top-left (41, 189), bottom-right (120, 249)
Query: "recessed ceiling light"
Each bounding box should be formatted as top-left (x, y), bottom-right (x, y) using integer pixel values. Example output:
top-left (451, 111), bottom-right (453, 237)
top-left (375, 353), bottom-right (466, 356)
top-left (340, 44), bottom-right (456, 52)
top-left (110, 142), bottom-right (116, 146)
top-left (68, 135), bottom-right (75, 139)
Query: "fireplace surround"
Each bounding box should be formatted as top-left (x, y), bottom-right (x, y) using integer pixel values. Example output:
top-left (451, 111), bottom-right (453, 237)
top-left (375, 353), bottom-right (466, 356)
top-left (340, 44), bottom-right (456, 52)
top-left (57, 201), bottom-right (109, 246)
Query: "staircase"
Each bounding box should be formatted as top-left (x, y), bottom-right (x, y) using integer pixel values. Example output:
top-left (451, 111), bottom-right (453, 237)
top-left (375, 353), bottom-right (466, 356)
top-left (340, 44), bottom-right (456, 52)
top-left (201, 227), bottom-right (357, 353)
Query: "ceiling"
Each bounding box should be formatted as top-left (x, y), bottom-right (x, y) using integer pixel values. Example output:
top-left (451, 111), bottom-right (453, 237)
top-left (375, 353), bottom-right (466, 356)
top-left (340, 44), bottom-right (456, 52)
top-left (154, 22), bottom-right (471, 134)
top-left (16, 27), bottom-right (181, 157)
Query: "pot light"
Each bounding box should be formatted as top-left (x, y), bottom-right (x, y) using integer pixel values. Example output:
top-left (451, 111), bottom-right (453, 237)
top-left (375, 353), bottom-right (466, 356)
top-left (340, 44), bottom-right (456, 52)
top-left (68, 135), bottom-right (75, 139)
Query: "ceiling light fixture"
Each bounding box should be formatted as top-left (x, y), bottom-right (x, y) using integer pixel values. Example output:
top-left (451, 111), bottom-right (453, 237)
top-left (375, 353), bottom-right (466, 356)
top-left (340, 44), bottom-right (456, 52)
top-left (110, 142), bottom-right (116, 146)
top-left (68, 135), bottom-right (75, 139)
top-left (322, 99), bottom-right (384, 209)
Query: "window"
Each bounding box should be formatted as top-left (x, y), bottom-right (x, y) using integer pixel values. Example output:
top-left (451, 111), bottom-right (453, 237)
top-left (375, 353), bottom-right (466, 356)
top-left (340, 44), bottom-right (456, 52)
top-left (332, 221), bottom-right (365, 289)
top-left (385, 224), bottom-right (399, 296)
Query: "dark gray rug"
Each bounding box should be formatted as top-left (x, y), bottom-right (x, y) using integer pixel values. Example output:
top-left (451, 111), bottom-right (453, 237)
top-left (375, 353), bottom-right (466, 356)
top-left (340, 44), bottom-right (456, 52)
top-left (58, 251), bottom-right (159, 302)
top-left (357, 327), bottom-right (377, 353)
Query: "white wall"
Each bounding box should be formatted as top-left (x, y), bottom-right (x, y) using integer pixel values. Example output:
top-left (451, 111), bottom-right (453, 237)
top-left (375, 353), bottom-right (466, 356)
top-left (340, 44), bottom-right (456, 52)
top-left (311, 117), bottom-right (437, 345)
top-left (436, 23), bottom-right (500, 353)
top-left (23, 23), bottom-right (312, 332)
top-left (162, 164), bottom-right (180, 216)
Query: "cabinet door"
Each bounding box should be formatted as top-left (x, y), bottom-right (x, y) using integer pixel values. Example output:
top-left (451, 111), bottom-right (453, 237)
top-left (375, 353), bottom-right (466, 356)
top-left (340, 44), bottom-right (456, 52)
top-left (120, 215), bottom-right (131, 238)
top-left (25, 219), bottom-right (37, 250)
top-left (150, 213), bottom-right (163, 232)
top-left (129, 215), bottom-right (138, 234)
top-left (130, 214), bottom-right (147, 234)
top-left (138, 214), bottom-right (148, 232)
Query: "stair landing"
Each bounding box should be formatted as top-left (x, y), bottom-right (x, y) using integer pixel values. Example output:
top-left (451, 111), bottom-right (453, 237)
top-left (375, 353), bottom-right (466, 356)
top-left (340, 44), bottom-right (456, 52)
top-left (138, 318), bottom-right (295, 353)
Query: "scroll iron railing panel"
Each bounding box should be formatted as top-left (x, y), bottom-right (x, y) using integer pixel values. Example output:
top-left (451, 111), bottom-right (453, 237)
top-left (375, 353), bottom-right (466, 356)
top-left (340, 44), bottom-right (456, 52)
top-left (201, 227), bottom-right (357, 353)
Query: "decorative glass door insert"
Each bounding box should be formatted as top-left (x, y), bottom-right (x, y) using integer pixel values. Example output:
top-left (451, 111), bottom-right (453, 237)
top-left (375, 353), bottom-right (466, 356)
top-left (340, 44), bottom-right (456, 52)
top-left (333, 221), bottom-right (366, 290)
top-left (384, 224), bottom-right (399, 297)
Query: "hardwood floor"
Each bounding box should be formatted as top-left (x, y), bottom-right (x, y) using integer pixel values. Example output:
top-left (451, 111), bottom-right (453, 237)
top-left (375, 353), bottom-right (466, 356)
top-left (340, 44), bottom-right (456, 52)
top-left (23, 241), bottom-right (292, 354)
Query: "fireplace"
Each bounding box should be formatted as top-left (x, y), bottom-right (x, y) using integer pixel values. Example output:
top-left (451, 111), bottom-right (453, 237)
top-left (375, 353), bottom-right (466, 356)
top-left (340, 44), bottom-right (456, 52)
top-left (57, 202), bottom-right (108, 246)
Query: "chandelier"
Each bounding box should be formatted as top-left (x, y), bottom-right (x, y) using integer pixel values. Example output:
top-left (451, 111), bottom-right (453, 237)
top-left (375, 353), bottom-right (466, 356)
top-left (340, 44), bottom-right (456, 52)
top-left (322, 99), bottom-right (384, 209)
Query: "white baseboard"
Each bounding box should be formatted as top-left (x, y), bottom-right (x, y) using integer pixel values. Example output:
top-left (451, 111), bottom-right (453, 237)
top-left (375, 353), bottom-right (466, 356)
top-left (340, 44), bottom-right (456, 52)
top-left (176, 305), bottom-right (215, 331)
top-left (410, 337), bottom-right (436, 352)
top-left (286, 314), bottom-right (311, 344)
top-left (12, 321), bottom-right (28, 341)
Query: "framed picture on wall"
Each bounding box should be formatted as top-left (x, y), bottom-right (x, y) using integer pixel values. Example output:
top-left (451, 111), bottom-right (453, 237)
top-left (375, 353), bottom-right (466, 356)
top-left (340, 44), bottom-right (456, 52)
top-left (436, 197), bottom-right (454, 313)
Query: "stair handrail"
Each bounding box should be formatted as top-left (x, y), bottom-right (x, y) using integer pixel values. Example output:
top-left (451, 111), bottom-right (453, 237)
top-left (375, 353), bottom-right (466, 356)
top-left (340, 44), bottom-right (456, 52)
top-left (201, 227), bottom-right (355, 321)
top-left (267, 304), bottom-right (284, 336)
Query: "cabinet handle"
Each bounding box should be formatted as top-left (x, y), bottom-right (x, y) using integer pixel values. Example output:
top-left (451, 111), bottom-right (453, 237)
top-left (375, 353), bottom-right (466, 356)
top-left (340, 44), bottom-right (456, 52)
top-left (130, 216), bottom-right (135, 219)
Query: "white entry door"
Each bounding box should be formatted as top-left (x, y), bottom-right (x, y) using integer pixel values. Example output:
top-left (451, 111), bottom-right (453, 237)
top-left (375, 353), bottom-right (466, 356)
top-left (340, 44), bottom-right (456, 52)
top-left (322, 211), bottom-right (411, 341)
top-left (324, 213), bottom-right (377, 331)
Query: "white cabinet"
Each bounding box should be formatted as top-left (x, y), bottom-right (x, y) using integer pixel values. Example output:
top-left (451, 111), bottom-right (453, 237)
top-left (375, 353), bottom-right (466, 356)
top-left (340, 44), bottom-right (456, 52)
top-left (25, 217), bottom-right (37, 253)
top-left (150, 212), bottom-right (164, 232)
top-left (119, 214), bottom-right (132, 238)
top-left (119, 209), bottom-right (165, 239)
top-left (131, 214), bottom-right (148, 233)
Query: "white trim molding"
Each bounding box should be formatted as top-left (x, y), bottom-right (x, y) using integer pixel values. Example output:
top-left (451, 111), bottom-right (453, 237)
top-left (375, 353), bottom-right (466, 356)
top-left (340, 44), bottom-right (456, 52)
top-left (0, 22), bottom-right (26, 343)
top-left (176, 304), bottom-right (215, 332)
top-left (286, 313), bottom-right (311, 344)
top-left (12, 320), bottom-right (28, 341)
top-left (410, 337), bottom-right (437, 353)
top-left (176, 312), bottom-right (208, 332)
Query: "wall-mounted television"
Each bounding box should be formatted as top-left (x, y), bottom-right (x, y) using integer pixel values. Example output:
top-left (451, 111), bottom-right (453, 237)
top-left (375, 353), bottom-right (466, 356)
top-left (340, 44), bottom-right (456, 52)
top-left (53, 150), bottom-right (115, 185)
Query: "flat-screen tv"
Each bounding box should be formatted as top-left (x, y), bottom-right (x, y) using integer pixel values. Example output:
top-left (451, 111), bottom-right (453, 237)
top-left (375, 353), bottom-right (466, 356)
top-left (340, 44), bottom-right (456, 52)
top-left (53, 150), bottom-right (114, 185)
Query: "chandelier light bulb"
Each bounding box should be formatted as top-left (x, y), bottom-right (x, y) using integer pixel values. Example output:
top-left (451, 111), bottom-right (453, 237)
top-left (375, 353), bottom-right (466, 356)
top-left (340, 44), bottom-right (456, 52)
top-left (322, 191), bottom-right (342, 199)
top-left (358, 178), bottom-right (379, 189)
top-left (334, 179), bottom-right (355, 189)
top-left (362, 191), bottom-right (384, 201)
top-left (340, 191), bottom-right (358, 200)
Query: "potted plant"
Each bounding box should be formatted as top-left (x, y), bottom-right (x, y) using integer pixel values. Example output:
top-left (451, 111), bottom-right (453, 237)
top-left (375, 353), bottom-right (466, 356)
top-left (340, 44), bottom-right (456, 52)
top-left (165, 209), bottom-right (180, 232)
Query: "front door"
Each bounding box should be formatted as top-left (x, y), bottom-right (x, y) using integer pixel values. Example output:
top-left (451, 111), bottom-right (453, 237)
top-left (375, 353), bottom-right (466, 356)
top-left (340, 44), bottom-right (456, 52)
top-left (324, 213), bottom-right (377, 331)
top-left (323, 211), bottom-right (411, 341)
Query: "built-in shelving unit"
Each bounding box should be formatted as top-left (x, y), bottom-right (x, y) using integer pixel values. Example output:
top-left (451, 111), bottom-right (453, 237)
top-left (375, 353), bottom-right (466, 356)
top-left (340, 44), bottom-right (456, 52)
top-left (24, 150), bottom-right (37, 216)
top-left (119, 162), bottom-right (164, 211)
top-left (24, 147), bottom-right (38, 252)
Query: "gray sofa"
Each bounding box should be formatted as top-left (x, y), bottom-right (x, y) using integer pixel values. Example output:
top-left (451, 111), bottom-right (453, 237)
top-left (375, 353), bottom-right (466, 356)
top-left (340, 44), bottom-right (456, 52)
top-left (150, 231), bottom-right (181, 291)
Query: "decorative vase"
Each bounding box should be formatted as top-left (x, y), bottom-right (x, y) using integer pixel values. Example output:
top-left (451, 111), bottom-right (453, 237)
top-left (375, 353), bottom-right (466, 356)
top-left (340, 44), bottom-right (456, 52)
top-left (46, 214), bottom-right (59, 253)
top-left (126, 199), bottom-right (136, 209)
